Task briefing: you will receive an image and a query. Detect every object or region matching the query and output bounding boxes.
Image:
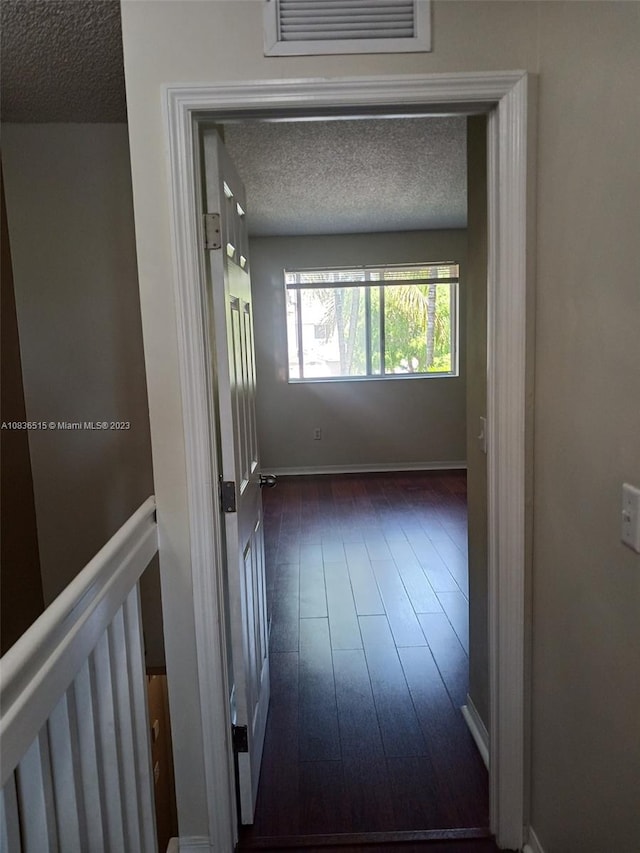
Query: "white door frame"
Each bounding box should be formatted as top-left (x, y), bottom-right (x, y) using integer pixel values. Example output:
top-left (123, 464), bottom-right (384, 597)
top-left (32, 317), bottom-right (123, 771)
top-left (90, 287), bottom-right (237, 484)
top-left (163, 71), bottom-right (534, 852)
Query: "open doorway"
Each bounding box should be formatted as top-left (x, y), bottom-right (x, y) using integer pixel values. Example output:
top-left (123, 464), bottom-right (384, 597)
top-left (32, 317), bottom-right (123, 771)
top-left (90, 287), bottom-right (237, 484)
top-left (162, 71), bottom-right (531, 853)
top-left (212, 113), bottom-right (490, 846)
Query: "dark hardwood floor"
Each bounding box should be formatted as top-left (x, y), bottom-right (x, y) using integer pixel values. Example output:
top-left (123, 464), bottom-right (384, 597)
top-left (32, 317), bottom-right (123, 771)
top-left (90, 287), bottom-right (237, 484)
top-left (239, 472), bottom-right (495, 852)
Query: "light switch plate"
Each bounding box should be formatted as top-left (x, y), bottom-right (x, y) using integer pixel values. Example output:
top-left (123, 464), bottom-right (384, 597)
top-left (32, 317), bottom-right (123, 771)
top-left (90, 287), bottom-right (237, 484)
top-left (621, 483), bottom-right (640, 553)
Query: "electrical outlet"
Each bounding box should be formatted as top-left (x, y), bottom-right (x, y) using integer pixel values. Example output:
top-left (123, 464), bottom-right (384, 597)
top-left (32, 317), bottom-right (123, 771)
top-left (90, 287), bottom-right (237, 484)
top-left (313, 427), bottom-right (322, 440)
top-left (621, 483), bottom-right (640, 553)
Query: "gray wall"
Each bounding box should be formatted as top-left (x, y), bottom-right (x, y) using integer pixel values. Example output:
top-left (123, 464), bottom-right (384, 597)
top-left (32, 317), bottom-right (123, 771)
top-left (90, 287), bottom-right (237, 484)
top-left (120, 2), bottom-right (640, 848)
top-left (531, 5), bottom-right (640, 848)
top-left (1, 167), bottom-right (44, 653)
top-left (1, 124), bottom-right (164, 666)
top-left (251, 230), bottom-right (468, 472)
top-left (465, 116), bottom-right (489, 728)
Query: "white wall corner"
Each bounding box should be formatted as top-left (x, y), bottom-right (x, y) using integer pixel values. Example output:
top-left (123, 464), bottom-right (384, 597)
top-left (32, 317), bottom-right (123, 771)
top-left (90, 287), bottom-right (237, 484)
top-left (523, 826), bottom-right (545, 853)
top-left (461, 694), bottom-right (490, 769)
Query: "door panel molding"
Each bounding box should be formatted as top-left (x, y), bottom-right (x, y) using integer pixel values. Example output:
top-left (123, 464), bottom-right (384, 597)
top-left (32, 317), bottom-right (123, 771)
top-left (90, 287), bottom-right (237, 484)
top-left (163, 71), bottom-right (534, 852)
top-left (201, 130), bottom-right (270, 824)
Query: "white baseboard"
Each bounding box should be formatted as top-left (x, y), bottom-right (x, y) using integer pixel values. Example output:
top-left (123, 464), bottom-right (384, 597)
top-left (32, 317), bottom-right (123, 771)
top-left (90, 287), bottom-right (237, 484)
top-left (167, 838), bottom-right (213, 853)
top-left (461, 694), bottom-right (490, 770)
top-left (523, 827), bottom-right (545, 853)
top-left (267, 461), bottom-right (467, 477)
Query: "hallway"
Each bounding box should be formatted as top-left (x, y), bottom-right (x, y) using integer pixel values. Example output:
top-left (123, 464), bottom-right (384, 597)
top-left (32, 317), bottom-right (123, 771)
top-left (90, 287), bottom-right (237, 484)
top-left (240, 472), bottom-right (490, 849)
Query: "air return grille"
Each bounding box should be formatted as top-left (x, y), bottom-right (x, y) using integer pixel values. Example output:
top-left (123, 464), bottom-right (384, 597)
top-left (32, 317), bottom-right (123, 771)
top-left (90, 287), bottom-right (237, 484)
top-left (264, 0), bottom-right (431, 56)
top-left (279, 0), bottom-right (415, 42)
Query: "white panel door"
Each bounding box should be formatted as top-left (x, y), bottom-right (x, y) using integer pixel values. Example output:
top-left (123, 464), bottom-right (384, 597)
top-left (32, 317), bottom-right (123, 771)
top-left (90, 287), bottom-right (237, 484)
top-left (202, 129), bottom-right (270, 825)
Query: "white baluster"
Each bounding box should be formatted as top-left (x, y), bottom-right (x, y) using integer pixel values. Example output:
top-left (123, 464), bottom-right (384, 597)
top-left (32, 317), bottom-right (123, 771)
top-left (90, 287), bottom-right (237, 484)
top-left (0, 773), bottom-right (21, 853)
top-left (108, 608), bottom-right (143, 853)
top-left (72, 660), bottom-right (108, 852)
top-left (47, 689), bottom-right (88, 852)
top-left (124, 586), bottom-right (158, 853)
top-left (16, 729), bottom-right (58, 852)
top-left (0, 498), bottom-right (159, 853)
top-left (91, 632), bottom-right (126, 851)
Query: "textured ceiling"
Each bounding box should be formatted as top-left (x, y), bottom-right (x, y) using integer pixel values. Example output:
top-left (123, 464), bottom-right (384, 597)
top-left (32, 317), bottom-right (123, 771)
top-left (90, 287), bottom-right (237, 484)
top-left (1, 2), bottom-right (467, 235)
top-left (1, 0), bottom-right (127, 122)
top-left (223, 117), bottom-right (467, 236)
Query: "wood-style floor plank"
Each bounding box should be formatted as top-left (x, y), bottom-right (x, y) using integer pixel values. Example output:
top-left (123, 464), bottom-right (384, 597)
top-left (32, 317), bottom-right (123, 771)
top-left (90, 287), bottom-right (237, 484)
top-left (369, 560), bottom-right (427, 647)
top-left (269, 650), bottom-right (299, 740)
top-left (398, 644), bottom-right (462, 752)
top-left (358, 615), bottom-right (426, 757)
top-left (437, 590), bottom-right (470, 654)
top-left (299, 549), bottom-right (328, 619)
top-left (299, 761), bottom-right (349, 835)
top-left (246, 470), bottom-right (487, 846)
top-left (429, 531), bottom-right (469, 597)
top-left (299, 618), bottom-right (340, 761)
top-left (386, 539), bottom-right (443, 614)
top-left (387, 755), bottom-right (449, 829)
top-left (269, 562), bottom-right (299, 653)
top-left (344, 544), bottom-right (384, 616)
top-left (276, 535), bottom-right (301, 566)
top-left (404, 530), bottom-right (461, 594)
top-left (399, 645), bottom-right (488, 827)
top-left (363, 532), bottom-right (393, 561)
top-left (322, 539), bottom-right (346, 563)
top-left (252, 651), bottom-right (300, 837)
top-left (300, 543), bottom-right (324, 564)
top-left (324, 562), bottom-right (362, 650)
top-left (333, 648), bottom-right (396, 832)
top-left (341, 755), bottom-right (397, 833)
top-left (417, 612), bottom-right (469, 710)
top-left (333, 649), bottom-right (384, 759)
top-left (441, 521), bottom-right (469, 554)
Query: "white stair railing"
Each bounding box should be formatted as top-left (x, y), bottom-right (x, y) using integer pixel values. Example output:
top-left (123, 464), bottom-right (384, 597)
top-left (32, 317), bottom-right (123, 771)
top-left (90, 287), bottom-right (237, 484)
top-left (0, 497), bottom-right (159, 853)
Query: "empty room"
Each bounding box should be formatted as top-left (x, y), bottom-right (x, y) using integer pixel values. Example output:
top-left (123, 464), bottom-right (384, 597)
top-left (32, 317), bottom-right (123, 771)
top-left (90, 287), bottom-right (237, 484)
top-left (212, 113), bottom-right (493, 849)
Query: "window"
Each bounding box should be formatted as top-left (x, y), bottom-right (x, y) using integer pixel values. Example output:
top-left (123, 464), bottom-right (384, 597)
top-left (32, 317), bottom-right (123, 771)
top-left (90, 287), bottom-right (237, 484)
top-left (263, 0), bottom-right (432, 57)
top-left (285, 262), bottom-right (458, 381)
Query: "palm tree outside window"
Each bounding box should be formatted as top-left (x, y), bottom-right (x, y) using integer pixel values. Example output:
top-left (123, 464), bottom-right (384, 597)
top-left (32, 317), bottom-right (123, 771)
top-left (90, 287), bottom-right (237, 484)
top-left (284, 262), bottom-right (459, 381)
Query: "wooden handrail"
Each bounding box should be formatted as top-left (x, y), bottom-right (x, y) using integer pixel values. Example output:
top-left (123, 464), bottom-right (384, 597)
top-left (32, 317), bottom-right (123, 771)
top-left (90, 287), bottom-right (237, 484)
top-left (0, 497), bottom-right (158, 785)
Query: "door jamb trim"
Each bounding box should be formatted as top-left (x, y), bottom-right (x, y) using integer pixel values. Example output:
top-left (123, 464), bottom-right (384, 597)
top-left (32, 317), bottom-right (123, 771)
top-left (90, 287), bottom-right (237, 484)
top-left (163, 71), bottom-right (533, 851)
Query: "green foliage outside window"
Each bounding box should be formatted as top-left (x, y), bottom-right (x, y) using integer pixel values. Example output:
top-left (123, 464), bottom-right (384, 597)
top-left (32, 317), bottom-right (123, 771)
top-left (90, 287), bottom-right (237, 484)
top-left (286, 263), bottom-right (457, 380)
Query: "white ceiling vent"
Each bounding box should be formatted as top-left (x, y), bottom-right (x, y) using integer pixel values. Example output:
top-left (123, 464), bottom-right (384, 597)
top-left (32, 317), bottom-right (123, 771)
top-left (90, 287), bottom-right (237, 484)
top-left (263, 0), bottom-right (431, 56)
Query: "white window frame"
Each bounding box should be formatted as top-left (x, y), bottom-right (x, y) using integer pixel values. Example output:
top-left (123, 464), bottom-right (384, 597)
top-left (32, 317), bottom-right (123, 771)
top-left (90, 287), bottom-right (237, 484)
top-left (263, 0), bottom-right (432, 56)
top-left (284, 262), bottom-right (459, 382)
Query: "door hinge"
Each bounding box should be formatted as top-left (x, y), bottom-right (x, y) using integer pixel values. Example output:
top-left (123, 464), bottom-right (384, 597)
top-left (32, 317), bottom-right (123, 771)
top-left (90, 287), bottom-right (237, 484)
top-left (203, 213), bottom-right (221, 250)
top-left (220, 479), bottom-right (237, 513)
top-left (231, 724), bottom-right (248, 753)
